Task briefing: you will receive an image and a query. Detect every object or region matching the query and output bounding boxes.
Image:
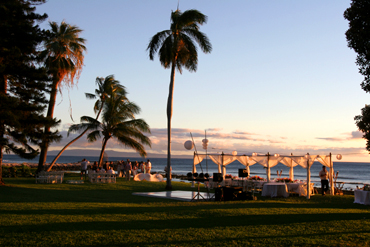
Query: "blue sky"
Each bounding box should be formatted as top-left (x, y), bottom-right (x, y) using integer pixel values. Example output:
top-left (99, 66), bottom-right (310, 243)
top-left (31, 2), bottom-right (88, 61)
top-left (35, 0), bottom-right (369, 162)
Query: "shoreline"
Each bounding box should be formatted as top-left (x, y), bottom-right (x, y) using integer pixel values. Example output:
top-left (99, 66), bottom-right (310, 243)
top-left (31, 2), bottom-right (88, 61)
top-left (1, 162), bottom-right (365, 192)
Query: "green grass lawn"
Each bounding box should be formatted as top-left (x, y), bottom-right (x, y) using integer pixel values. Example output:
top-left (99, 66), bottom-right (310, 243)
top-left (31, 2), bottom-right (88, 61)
top-left (0, 177), bottom-right (369, 247)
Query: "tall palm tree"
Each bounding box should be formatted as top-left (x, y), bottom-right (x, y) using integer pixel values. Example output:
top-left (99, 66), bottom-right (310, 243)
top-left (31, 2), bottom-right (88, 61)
top-left (38, 21), bottom-right (86, 172)
top-left (47, 75), bottom-right (127, 171)
top-left (68, 94), bottom-right (151, 167)
top-left (147, 9), bottom-right (212, 189)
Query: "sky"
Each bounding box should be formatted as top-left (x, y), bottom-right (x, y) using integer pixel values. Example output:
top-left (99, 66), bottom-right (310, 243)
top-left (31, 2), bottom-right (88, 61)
top-left (34, 0), bottom-right (370, 162)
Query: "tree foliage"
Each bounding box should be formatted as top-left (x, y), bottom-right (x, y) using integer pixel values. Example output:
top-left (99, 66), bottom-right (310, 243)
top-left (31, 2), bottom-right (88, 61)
top-left (345, 0), bottom-right (370, 152)
top-left (0, 0), bottom-right (60, 184)
top-left (355, 105), bottom-right (370, 151)
top-left (68, 92), bottom-right (151, 167)
top-left (47, 75), bottom-right (127, 170)
top-left (38, 21), bottom-right (86, 171)
top-left (344, 0), bottom-right (370, 92)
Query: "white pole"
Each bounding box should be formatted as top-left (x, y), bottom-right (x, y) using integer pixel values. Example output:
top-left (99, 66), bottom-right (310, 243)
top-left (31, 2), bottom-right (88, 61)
top-left (191, 152), bottom-right (195, 188)
top-left (267, 152), bottom-right (270, 183)
top-left (306, 153), bottom-right (310, 199)
top-left (329, 152), bottom-right (334, 195)
top-left (221, 152), bottom-right (225, 186)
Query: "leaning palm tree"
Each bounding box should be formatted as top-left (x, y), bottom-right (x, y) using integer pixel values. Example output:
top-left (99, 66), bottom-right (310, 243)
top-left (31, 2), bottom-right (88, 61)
top-left (68, 94), bottom-right (151, 167)
top-left (147, 9), bottom-right (212, 189)
top-left (46, 75), bottom-right (127, 171)
top-left (37, 21), bottom-right (86, 172)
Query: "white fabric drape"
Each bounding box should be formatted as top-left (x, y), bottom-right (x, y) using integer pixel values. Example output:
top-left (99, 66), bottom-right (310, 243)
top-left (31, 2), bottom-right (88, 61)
top-left (193, 154), bottom-right (207, 173)
top-left (250, 156), bottom-right (283, 182)
top-left (209, 155), bottom-right (222, 173)
top-left (316, 155), bottom-right (334, 195)
top-left (209, 154), bottom-right (237, 185)
top-left (209, 154), bottom-right (237, 172)
top-left (221, 154), bottom-right (237, 179)
top-left (236, 155), bottom-right (257, 174)
top-left (302, 155), bottom-right (317, 199)
top-left (280, 157), bottom-right (299, 180)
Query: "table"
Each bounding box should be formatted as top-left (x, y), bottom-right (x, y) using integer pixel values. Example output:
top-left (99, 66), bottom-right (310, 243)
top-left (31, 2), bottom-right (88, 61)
top-left (354, 190), bottom-right (370, 205)
top-left (262, 182), bottom-right (288, 198)
top-left (287, 182), bottom-right (306, 196)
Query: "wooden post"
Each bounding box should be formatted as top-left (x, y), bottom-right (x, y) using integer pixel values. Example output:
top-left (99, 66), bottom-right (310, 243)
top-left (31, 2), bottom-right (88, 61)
top-left (306, 153), bottom-right (311, 199)
top-left (266, 152), bottom-right (270, 183)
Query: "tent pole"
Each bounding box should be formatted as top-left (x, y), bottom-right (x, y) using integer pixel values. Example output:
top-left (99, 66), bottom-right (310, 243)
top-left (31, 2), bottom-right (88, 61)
top-left (290, 153), bottom-right (294, 180)
top-left (205, 130), bottom-right (208, 174)
top-left (329, 152), bottom-right (334, 195)
top-left (221, 152), bottom-right (225, 186)
top-left (267, 152), bottom-right (270, 183)
top-left (191, 152), bottom-right (195, 187)
top-left (306, 153), bottom-right (310, 199)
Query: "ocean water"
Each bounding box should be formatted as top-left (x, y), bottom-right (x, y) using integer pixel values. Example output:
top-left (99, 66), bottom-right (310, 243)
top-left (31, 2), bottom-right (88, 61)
top-left (2, 154), bottom-right (370, 189)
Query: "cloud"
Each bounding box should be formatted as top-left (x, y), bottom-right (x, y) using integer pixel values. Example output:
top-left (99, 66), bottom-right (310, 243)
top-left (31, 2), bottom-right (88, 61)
top-left (316, 137), bottom-right (344, 142)
top-left (206, 128), bottom-right (223, 131)
top-left (351, 131), bottom-right (363, 139)
top-left (46, 127), bottom-right (369, 162)
top-left (316, 130), bottom-right (364, 142)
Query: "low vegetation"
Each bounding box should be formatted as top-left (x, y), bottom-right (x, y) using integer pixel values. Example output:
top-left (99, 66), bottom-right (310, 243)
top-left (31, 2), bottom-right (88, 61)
top-left (0, 178), bottom-right (369, 246)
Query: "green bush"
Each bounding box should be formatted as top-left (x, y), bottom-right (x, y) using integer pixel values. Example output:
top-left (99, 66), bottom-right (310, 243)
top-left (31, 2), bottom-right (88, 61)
top-left (2, 165), bottom-right (36, 178)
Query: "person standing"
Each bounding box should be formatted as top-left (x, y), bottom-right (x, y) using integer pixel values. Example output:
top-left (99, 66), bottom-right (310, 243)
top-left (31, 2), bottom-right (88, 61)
top-left (140, 161), bottom-right (145, 173)
top-left (319, 166), bottom-right (329, 195)
top-left (147, 159), bottom-right (152, 174)
top-left (125, 159), bottom-right (132, 181)
top-left (132, 161), bottom-right (139, 177)
top-left (80, 158), bottom-right (90, 180)
top-left (92, 161), bottom-right (98, 172)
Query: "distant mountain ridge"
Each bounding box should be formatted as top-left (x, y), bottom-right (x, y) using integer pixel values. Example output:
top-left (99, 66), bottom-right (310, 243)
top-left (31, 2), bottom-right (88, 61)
top-left (47, 149), bottom-right (192, 159)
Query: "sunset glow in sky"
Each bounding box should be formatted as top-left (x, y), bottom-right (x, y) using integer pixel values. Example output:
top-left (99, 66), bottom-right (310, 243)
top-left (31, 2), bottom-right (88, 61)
top-left (36, 1), bottom-right (370, 162)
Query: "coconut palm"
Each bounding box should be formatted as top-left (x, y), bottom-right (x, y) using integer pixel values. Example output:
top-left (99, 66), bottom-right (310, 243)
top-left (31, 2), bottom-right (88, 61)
top-left (47, 75), bottom-right (127, 171)
top-left (147, 9), bottom-right (212, 189)
top-left (38, 21), bottom-right (86, 171)
top-left (68, 94), bottom-right (151, 167)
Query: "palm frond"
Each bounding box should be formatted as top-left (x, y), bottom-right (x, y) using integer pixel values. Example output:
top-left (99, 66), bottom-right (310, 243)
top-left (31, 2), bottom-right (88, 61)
top-left (87, 130), bottom-right (102, 143)
top-left (179, 9), bottom-right (208, 26)
top-left (159, 36), bottom-right (174, 69)
top-left (183, 28), bottom-right (212, 53)
top-left (147, 30), bottom-right (171, 60)
top-left (85, 93), bottom-right (96, 99)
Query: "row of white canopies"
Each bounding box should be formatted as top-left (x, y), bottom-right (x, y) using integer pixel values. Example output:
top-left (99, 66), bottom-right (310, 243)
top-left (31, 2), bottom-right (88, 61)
top-left (192, 152), bottom-right (340, 198)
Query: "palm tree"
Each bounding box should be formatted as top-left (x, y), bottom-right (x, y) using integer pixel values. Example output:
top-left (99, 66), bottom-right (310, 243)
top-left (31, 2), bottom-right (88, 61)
top-left (47, 75), bottom-right (127, 171)
top-left (68, 94), bottom-right (151, 167)
top-left (147, 9), bottom-right (212, 189)
top-left (38, 21), bottom-right (86, 172)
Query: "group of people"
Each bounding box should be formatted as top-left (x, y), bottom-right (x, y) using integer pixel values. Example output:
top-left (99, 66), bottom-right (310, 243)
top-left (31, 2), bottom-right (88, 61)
top-left (80, 158), bottom-right (152, 181)
top-left (116, 159), bottom-right (152, 180)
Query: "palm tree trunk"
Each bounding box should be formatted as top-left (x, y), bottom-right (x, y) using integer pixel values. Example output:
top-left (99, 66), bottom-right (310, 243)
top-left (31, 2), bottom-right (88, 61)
top-left (0, 75), bottom-right (7, 185)
top-left (38, 81), bottom-right (58, 172)
top-left (0, 144), bottom-right (4, 186)
top-left (47, 106), bottom-right (104, 171)
top-left (165, 63), bottom-right (176, 190)
top-left (46, 129), bottom-right (88, 172)
top-left (98, 137), bottom-right (110, 168)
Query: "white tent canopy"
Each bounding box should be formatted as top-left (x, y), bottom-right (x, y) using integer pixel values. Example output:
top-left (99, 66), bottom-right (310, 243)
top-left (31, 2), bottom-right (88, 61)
top-left (192, 152), bottom-right (335, 198)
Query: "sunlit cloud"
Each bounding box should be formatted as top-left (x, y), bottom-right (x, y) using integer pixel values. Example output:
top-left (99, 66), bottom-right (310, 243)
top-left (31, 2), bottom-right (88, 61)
top-left (47, 128), bottom-right (370, 162)
top-left (316, 131), bottom-right (364, 142)
top-left (207, 128), bottom-right (223, 131)
top-left (351, 131), bottom-right (363, 139)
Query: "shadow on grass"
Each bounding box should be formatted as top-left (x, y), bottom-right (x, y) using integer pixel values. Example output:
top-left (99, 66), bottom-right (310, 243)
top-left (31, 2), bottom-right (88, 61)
top-left (1, 211), bottom-right (370, 233)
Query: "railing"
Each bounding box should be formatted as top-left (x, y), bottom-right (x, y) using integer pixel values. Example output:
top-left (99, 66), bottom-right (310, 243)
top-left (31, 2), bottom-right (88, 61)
top-left (36, 171), bottom-right (64, 184)
top-left (88, 173), bottom-right (116, 183)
